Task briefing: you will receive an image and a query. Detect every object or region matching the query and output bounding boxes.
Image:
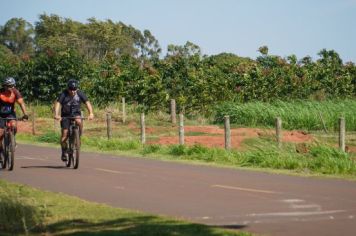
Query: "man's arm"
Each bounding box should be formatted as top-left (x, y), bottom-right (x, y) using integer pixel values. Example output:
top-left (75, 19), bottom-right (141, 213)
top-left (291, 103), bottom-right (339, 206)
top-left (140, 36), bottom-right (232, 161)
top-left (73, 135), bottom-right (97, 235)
top-left (54, 101), bottom-right (61, 120)
top-left (85, 101), bottom-right (94, 120)
top-left (16, 98), bottom-right (28, 118)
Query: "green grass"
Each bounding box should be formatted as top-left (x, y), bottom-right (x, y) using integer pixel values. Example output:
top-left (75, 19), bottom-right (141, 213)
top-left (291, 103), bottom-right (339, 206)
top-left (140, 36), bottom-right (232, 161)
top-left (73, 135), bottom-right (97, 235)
top-left (312, 131), bottom-right (356, 147)
top-left (0, 180), bottom-right (250, 236)
top-left (16, 100), bottom-right (356, 180)
top-left (17, 131), bottom-right (356, 179)
top-left (215, 99), bottom-right (356, 131)
top-left (185, 131), bottom-right (220, 136)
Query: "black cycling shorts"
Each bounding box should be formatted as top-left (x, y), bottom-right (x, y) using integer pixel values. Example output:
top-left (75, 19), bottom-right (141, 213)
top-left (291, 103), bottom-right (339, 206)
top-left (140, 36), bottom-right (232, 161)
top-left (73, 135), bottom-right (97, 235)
top-left (0, 113), bottom-right (16, 129)
top-left (60, 114), bottom-right (81, 129)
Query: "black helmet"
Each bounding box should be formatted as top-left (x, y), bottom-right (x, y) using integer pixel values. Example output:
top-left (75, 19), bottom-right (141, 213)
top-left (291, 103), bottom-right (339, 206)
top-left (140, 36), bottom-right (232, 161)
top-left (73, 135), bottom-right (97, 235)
top-left (67, 79), bottom-right (78, 90)
top-left (3, 77), bottom-right (16, 87)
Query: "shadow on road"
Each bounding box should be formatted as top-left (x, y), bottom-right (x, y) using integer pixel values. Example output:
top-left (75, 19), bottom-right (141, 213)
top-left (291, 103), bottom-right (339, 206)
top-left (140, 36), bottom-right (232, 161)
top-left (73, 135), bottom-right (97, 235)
top-left (21, 165), bottom-right (70, 169)
top-left (217, 224), bottom-right (249, 230)
top-left (35, 216), bottom-right (248, 236)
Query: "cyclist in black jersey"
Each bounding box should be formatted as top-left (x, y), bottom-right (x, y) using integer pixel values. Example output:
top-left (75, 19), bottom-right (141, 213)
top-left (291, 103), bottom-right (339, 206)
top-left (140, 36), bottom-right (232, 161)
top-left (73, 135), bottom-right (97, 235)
top-left (54, 79), bottom-right (94, 161)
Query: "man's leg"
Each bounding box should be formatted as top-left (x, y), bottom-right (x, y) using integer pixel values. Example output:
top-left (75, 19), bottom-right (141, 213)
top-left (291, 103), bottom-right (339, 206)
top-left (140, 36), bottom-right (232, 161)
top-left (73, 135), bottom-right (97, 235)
top-left (0, 118), bottom-right (5, 151)
top-left (9, 120), bottom-right (17, 147)
top-left (0, 129), bottom-right (4, 148)
top-left (75, 117), bottom-right (82, 136)
top-left (61, 128), bottom-right (69, 161)
top-left (60, 117), bottom-right (71, 161)
top-left (10, 120), bottom-right (16, 134)
top-left (0, 128), bottom-right (4, 150)
top-left (0, 128), bottom-right (4, 165)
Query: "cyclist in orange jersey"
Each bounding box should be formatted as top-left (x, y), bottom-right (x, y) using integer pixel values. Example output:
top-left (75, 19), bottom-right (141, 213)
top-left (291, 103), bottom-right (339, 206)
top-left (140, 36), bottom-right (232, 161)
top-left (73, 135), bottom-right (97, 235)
top-left (0, 77), bottom-right (28, 155)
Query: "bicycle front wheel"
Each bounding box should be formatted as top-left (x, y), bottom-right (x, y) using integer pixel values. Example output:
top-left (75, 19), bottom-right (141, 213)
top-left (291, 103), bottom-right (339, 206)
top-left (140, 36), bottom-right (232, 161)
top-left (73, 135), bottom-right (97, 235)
top-left (0, 149), bottom-right (5, 169)
top-left (65, 139), bottom-right (72, 167)
top-left (65, 154), bottom-right (72, 167)
top-left (72, 128), bottom-right (80, 169)
top-left (7, 132), bottom-right (15, 171)
top-left (1, 139), bottom-right (6, 169)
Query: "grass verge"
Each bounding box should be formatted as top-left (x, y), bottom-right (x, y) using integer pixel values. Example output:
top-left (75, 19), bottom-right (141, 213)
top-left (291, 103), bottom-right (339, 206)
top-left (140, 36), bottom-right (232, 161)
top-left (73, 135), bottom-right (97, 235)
top-left (0, 180), bottom-right (250, 236)
top-left (16, 132), bottom-right (356, 180)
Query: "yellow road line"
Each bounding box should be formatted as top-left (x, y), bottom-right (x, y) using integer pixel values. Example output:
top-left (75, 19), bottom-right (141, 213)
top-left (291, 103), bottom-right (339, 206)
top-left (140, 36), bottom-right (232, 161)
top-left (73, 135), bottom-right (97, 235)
top-left (211, 184), bottom-right (280, 194)
top-left (17, 156), bottom-right (48, 161)
top-left (95, 168), bottom-right (132, 174)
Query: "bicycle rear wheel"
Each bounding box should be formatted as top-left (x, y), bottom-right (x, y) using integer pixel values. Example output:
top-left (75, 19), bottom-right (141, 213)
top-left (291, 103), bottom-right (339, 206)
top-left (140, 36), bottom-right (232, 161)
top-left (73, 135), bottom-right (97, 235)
top-left (0, 150), bottom-right (5, 169)
top-left (6, 132), bottom-right (15, 171)
top-left (72, 128), bottom-right (80, 169)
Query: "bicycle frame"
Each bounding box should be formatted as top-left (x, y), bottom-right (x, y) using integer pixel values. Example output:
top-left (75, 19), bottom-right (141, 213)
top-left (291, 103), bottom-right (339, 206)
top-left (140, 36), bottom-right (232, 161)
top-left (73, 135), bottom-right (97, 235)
top-left (0, 118), bottom-right (18, 171)
top-left (62, 117), bottom-right (84, 169)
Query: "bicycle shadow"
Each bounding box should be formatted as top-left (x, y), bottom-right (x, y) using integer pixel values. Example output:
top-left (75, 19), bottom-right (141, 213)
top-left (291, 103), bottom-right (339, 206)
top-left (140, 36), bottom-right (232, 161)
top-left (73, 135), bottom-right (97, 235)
top-left (21, 165), bottom-right (70, 169)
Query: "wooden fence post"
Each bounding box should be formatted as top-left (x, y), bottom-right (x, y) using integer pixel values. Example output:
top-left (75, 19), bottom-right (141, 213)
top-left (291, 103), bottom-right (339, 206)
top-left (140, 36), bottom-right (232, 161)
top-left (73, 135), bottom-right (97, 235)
top-left (140, 113), bottom-right (145, 144)
top-left (170, 99), bottom-right (176, 126)
top-left (122, 97), bottom-right (126, 124)
top-left (339, 117), bottom-right (345, 152)
top-left (106, 112), bottom-right (112, 139)
top-left (31, 106), bottom-right (36, 135)
top-left (53, 118), bottom-right (57, 133)
top-left (224, 116), bottom-right (231, 150)
top-left (318, 112), bottom-right (328, 133)
top-left (179, 113), bottom-right (184, 145)
top-left (276, 117), bottom-right (282, 148)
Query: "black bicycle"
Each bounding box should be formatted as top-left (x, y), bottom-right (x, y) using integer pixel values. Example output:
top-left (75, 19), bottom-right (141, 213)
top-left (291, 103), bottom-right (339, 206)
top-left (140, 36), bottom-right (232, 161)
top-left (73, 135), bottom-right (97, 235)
top-left (62, 117), bottom-right (83, 169)
top-left (0, 117), bottom-right (20, 171)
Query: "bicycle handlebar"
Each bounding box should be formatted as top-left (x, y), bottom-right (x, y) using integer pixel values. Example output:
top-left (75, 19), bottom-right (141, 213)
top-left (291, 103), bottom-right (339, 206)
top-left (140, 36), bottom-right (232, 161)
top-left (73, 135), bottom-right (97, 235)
top-left (60, 117), bottom-right (86, 120)
top-left (0, 117), bottom-right (26, 121)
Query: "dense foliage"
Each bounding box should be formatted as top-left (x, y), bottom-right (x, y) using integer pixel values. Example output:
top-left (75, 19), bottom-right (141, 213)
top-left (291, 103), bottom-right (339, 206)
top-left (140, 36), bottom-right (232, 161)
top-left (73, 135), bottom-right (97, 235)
top-left (1, 15), bottom-right (355, 112)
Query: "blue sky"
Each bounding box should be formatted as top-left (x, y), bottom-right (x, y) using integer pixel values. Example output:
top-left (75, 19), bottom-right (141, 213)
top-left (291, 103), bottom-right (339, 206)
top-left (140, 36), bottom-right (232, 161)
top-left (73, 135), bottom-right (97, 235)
top-left (1, 0), bottom-right (356, 62)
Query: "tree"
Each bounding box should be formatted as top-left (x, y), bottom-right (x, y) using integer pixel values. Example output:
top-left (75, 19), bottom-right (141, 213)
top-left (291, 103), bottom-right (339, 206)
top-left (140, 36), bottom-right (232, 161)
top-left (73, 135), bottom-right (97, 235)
top-left (0, 18), bottom-right (34, 55)
top-left (35, 14), bottom-right (144, 60)
top-left (0, 44), bottom-right (20, 80)
top-left (166, 41), bottom-right (201, 58)
top-left (258, 45), bottom-right (268, 56)
top-left (82, 18), bottom-right (137, 60)
top-left (133, 29), bottom-right (161, 60)
top-left (17, 49), bottom-right (90, 102)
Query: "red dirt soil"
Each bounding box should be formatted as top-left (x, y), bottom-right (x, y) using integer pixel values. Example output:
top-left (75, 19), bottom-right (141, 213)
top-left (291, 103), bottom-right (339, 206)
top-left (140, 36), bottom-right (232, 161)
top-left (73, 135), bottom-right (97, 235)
top-left (18, 121), bottom-right (355, 153)
top-left (17, 121), bottom-right (35, 134)
top-left (148, 125), bottom-right (314, 149)
top-left (17, 120), bottom-right (52, 135)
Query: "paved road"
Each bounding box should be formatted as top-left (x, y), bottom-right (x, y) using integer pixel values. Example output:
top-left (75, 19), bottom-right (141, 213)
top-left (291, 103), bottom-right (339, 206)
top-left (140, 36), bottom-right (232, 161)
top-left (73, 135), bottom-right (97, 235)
top-left (1, 144), bottom-right (356, 236)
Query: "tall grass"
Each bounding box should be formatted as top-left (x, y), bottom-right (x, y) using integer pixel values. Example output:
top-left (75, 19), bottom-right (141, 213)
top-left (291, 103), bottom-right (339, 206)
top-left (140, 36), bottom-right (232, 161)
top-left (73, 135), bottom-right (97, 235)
top-left (29, 99), bottom-right (356, 131)
top-left (215, 99), bottom-right (356, 131)
top-left (142, 142), bottom-right (356, 177)
top-left (234, 141), bottom-right (356, 175)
